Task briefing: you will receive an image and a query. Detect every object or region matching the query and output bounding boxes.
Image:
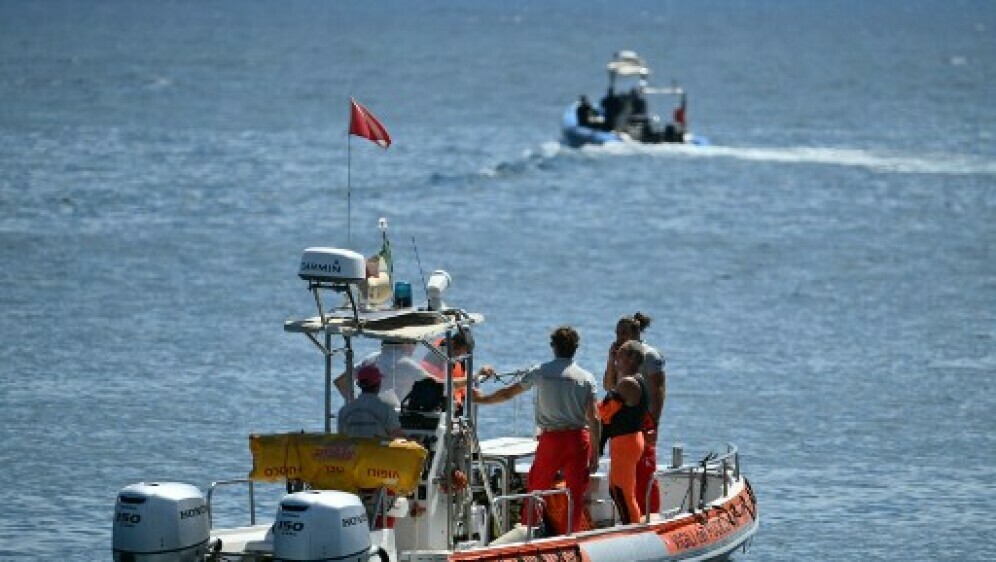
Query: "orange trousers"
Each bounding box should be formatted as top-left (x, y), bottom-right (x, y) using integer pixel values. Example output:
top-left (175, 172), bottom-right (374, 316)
top-left (608, 431), bottom-right (645, 524)
top-left (636, 428), bottom-right (661, 514)
top-left (525, 428), bottom-right (591, 534)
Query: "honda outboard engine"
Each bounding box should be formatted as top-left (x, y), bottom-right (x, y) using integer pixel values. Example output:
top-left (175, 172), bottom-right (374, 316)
top-left (273, 490), bottom-right (372, 562)
top-left (112, 482), bottom-right (209, 562)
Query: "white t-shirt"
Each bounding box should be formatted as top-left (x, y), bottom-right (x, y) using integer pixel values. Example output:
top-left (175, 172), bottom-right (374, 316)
top-left (519, 357), bottom-right (598, 431)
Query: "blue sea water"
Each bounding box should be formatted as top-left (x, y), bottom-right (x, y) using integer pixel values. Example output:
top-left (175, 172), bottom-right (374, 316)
top-left (1, 0), bottom-right (994, 560)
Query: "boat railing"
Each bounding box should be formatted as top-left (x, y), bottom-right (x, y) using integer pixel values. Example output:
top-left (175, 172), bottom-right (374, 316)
top-left (206, 479), bottom-right (397, 535)
top-left (207, 478), bottom-right (258, 528)
top-left (366, 486), bottom-right (390, 532)
top-left (476, 455), bottom-right (525, 535)
top-left (643, 443), bottom-right (740, 523)
top-left (491, 488), bottom-right (572, 541)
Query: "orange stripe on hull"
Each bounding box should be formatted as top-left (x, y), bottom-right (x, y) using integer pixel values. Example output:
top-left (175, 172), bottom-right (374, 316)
top-left (449, 483), bottom-right (757, 562)
top-left (450, 539), bottom-right (584, 562)
top-left (656, 486), bottom-right (757, 556)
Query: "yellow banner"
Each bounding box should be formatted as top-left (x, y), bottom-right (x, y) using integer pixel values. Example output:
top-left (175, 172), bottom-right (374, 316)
top-left (249, 433), bottom-right (427, 496)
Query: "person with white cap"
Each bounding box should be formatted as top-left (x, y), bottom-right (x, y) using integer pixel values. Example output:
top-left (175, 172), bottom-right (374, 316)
top-left (337, 364), bottom-right (404, 439)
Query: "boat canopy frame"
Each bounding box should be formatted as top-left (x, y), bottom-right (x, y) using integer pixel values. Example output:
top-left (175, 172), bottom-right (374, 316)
top-left (281, 273), bottom-right (494, 550)
top-left (284, 278), bottom-right (483, 433)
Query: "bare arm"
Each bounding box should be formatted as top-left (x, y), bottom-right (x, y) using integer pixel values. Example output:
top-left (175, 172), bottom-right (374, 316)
top-left (474, 382), bottom-right (525, 405)
top-left (603, 342), bottom-right (621, 390)
top-left (586, 397), bottom-right (601, 472)
top-left (334, 372), bottom-right (354, 401)
top-left (453, 366), bottom-right (495, 389)
top-left (616, 376), bottom-right (643, 406)
top-left (647, 369), bottom-right (665, 425)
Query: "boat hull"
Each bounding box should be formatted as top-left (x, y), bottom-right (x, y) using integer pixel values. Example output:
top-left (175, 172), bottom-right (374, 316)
top-left (561, 104), bottom-right (708, 148)
top-left (448, 479), bottom-right (757, 562)
top-left (113, 233), bottom-right (757, 562)
top-left (561, 104), bottom-right (621, 148)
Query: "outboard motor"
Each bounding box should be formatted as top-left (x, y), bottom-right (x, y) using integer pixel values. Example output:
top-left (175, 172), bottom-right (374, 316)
top-left (273, 490), bottom-right (373, 562)
top-left (112, 482), bottom-right (209, 562)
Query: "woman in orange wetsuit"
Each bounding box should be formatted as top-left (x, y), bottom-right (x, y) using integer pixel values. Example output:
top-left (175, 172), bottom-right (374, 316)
top-left (598, 340), bottom-right (649, 524)
top-left (604, 312), bottom-right (665, 515)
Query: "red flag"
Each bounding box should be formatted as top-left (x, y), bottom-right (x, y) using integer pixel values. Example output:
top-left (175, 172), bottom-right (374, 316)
top-left (673, 93), bottom-right (687, 128)
top-left (349, 98), bottom-right (391, 148)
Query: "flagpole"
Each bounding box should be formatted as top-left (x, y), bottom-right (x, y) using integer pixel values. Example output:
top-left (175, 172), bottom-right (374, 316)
top-left (347, 128), bottom-right (352, 246)
top-left (346, 97), bottom-right (391, 248)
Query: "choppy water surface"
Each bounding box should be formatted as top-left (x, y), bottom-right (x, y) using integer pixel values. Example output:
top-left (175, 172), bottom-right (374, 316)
top-left (1, 1), bottom-right (994, 559)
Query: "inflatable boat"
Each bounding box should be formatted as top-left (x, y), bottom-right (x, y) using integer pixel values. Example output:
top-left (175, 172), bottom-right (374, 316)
top-left (562, 50), bottom-right (709, 148)
top-left (113, 223), bottom-right (756, 562)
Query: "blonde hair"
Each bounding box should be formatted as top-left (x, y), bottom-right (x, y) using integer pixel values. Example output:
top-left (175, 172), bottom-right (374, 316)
top-left (617, 340), bottom-right (645, 366)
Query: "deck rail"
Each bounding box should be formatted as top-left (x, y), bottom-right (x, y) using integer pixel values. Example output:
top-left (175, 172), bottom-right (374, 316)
top-left (643, 443), bottom-right (740, 523)
top-left (207, 478), bottom-right (258, 528)
top-left (492, 488), bottom-right (572, 540)
top-left (205, 444), bottom-right (741, 535)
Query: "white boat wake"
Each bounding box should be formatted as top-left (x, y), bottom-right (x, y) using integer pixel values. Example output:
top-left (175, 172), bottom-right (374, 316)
top-left (579, 141), bottom-right (996, 176)
top-left (449, 140), bottom-right (993, 187)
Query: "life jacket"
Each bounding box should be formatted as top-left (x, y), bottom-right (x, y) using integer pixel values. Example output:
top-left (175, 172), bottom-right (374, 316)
top-left (420, 338), bottom-right (467, 404)
top-left (598, 375), bottom-right (649, 453)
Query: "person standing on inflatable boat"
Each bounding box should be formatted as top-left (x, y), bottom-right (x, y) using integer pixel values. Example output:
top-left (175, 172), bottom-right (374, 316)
top-left (474, 326), bottom-right (601, 534)
top-left (598, 340), bottom-right (649, 524)
top-left (604, 312), bottom-right (666, 515)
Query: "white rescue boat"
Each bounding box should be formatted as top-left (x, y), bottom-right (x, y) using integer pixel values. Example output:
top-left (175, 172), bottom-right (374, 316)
top-left (113, 230), bottom-right (757, 562)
